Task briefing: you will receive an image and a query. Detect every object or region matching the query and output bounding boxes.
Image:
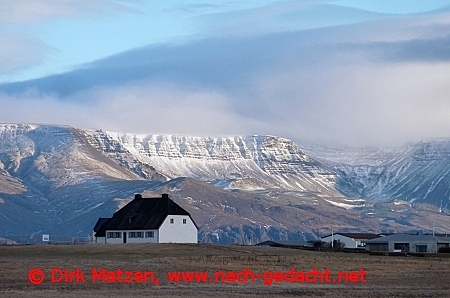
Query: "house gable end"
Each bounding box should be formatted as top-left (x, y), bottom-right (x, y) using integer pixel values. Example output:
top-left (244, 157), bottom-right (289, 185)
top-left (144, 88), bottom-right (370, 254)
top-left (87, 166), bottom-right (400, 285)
top-left (95, 193), bottom-right (196, 234)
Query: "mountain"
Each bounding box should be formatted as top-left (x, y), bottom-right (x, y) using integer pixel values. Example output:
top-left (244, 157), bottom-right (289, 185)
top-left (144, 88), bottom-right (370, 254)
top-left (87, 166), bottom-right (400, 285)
top-left (1, 123), bottom-right (450, 243)
top-left (303, 141), bottom-right (450, 207)
top-left (83, 130), bottom-right (339, 195)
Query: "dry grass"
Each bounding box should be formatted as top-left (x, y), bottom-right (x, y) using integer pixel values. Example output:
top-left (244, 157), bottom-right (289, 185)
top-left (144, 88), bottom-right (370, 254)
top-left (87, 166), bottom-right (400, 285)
top-left (1, 243), bottom-right (449, 297)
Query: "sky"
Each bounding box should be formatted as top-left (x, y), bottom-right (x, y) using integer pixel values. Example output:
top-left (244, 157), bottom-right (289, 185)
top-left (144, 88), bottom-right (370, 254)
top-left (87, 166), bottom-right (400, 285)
top-left (1, 0), bottom-right (450, 147)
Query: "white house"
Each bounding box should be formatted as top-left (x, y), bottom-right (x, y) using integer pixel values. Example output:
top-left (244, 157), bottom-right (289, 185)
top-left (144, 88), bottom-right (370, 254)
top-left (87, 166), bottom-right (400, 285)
top-left (93, 193), bottom-right (198, 244)
top-left (321, 232), bottom-right (379, 248)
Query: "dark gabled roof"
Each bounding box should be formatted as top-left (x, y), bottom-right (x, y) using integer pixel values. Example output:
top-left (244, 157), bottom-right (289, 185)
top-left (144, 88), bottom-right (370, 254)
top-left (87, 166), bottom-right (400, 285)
top-left (93, 217), bottom-right (111, 233)
top-left (321, 233), bottom-right (380, 240)
top-left (95, 193), bottom-right (197, 237)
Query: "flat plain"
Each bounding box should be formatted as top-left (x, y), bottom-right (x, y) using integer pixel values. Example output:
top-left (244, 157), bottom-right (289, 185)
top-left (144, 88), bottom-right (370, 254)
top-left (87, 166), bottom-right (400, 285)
top-left (1, 243), bottom-right (449, 297)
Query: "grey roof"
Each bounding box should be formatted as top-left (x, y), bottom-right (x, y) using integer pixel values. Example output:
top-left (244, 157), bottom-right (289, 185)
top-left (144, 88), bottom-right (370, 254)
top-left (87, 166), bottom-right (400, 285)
top-left (321, 233), bottom-right (379, 240)
top-left (366, 234), bottom-right (450, 244)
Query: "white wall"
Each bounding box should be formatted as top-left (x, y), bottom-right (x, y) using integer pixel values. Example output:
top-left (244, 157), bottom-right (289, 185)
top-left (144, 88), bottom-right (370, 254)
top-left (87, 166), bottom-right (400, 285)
top-left (105, 231), bottom-right (124, 244)
top-left (103, 215), bottom-right (197, 244)
top-left (105, 230), bottom-right (160, 244)
top-left (158, 215), bottom-right (198, 243)
top-left (321, 234), bottom-right (357, 248)
top-left (126, 230), bottom-right (159, 244)
top-left (95, 236), bottom-right (106, 244)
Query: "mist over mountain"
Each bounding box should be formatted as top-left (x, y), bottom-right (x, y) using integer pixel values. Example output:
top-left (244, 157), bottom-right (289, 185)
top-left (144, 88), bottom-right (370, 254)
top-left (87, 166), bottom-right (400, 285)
top-left (303, 141), bottom-right (450, 207)
top-left (1, 123), bottom-right (449, 243)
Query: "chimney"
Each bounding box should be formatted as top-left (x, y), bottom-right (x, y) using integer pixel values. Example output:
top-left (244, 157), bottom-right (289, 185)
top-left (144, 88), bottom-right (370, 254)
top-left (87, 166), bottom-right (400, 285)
top-left (135, 194), bottom-right (142, 200)
top-left (162, 193), bottom-right (169, 199)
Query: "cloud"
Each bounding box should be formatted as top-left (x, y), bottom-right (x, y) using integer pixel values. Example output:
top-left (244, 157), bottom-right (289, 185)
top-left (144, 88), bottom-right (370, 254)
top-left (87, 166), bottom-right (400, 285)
top-left (2, 4), bottom-right (450, 147)
top-left (0, 0), bottom-right (139, 76)
top-left (374, 34), bottom-right (450, 63)
top-left (2, 57), bottom-right (450, 148)
top-left (163, 3), bottom-right (224, 14)
top-left (0, 31), bottom-right (50, 76)
top-left (74, 83), bottom-right (270, 136)
top-left (0, 82), bottom-right (269, 137)
top-left (0, 0), bottom-right (138, 23)
top-left (330, 9), bottom-right (450, 63)
top-left (254, 61), bottom-right (450, 147)
top-left (194, 2), bottom-right (387, 38)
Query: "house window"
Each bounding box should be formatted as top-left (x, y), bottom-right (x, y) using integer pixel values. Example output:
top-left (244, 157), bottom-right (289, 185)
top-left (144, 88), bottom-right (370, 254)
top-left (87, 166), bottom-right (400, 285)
top-left (170, 218), bottom-right (174, 224)
top-left (394, 243), bottom-right (410, 252)
top-left (146, 231), bottom-right (154, 238)
top-left (128, 232), bottom-right (143, 238)
top-left (183, 218), bottom-right (187, 224)
top-left (416, 245), bottom-right (427, 253)
top-left (107, 232), bottom-right (122, 238)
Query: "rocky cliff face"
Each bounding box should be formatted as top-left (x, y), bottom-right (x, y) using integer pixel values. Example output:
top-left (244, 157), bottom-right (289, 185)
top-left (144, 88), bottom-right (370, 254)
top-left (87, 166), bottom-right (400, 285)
top-left (84, 130), bottom-right (339, 195)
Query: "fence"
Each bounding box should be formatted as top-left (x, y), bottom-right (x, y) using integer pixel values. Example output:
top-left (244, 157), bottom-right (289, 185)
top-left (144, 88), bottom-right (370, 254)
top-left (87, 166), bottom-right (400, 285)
top-left (0, 233), bottom-right (93, 245)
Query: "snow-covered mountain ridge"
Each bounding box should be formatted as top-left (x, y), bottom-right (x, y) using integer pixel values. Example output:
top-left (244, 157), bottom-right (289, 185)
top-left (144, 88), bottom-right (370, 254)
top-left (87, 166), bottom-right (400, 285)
top-left (1, 123), bottom-right (450, 242)
top-left (303, 140), bottom-right (450, 207)
top-left (2, 123), bottom-right (449, 206)
top-left (85, 128), bottom-right (450, 207)
top-left (83, 129), bottom-right (339, 195)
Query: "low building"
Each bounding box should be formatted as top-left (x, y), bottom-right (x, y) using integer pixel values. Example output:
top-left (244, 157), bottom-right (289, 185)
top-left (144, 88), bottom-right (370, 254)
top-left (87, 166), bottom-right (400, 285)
top-left (365, 234), bottom-right (450, 253)
top-left (94, 193), bottom-right (198, 244)
top-left (321, 233), bottom-right (380, 248)
top-left (256, 240), bottom-right (313, 248)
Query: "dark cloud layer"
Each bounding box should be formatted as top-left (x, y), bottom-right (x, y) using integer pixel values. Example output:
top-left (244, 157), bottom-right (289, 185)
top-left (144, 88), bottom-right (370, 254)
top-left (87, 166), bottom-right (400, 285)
top-left (0, 31), bottom-right (318, 97)
top-left (379, 35), bottom-right (450, 62)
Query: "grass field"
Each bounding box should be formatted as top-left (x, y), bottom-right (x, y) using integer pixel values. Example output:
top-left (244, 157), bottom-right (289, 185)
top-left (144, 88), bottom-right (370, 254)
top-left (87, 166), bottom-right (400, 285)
top-left (1, 243), bottom-right (449, 297)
